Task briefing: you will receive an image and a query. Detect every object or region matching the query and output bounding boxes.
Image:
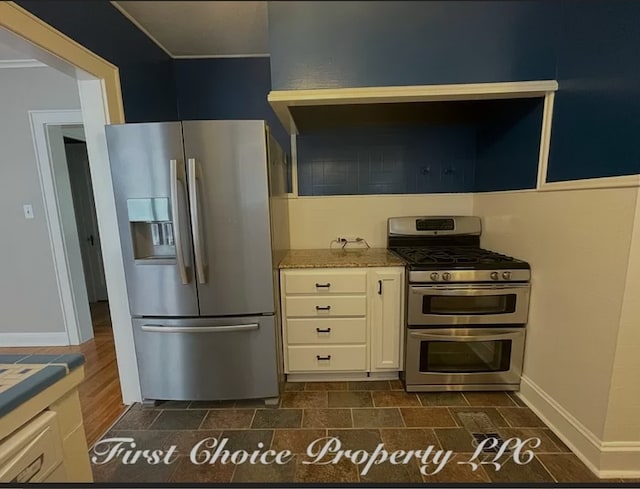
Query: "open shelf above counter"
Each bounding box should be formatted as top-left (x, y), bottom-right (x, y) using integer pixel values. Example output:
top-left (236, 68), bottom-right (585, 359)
top-left (268, 80), bottom-right (558, 134)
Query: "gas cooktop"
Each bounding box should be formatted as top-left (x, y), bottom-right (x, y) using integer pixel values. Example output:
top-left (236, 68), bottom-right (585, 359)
top-left (387, 216), bottom-right (531, 283)
top-left (392, 246), bottom-right (530, 270)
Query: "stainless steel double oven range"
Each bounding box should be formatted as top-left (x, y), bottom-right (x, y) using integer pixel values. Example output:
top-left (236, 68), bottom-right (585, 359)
top-left (388, 216), bottom-right (531, 392)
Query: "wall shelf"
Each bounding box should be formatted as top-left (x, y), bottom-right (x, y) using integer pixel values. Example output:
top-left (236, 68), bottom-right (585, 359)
top-left (268, 80), bottom-right (559, 134)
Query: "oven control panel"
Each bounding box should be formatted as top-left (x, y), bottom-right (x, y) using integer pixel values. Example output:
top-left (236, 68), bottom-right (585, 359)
top-left (411, 269), bottom-right (531, 283)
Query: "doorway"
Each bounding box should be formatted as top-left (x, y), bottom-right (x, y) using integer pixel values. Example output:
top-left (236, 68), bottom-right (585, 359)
top-left (62, 128), bottom-right (110, 330)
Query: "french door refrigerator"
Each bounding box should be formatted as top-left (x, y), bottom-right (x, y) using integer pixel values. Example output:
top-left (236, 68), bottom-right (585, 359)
top-left (105, 120), bottom-right (289, 401)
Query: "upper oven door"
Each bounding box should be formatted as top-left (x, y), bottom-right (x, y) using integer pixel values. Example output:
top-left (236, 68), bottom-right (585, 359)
top-left (408, 284), bottom-right (530, 326)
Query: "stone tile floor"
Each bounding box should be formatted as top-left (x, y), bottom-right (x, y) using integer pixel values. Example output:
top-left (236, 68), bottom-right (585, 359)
top-left (90, 381), bottom-right (633, 484)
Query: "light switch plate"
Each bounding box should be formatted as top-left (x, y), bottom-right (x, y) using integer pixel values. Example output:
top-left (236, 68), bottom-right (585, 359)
top-left (23, 204), bottom-right (34, 219)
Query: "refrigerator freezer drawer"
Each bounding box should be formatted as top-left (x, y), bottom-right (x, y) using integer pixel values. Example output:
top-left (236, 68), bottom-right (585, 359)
top-left (133, 316), bottom-right (279, 401)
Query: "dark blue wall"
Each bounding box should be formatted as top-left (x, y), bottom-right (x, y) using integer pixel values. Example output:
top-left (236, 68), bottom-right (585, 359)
top-left (269, 0), bottom-right (640, 186)
top-left (297, 125), bottom-right (476, 195)
top-left (17, 0), bottom-right (178, 122)
top-left (268, 1), bottom-right (559, 90)
top-left (547, 0), bottom-right (640, 181)
top-left (173, 58), bottom-right (289, 153)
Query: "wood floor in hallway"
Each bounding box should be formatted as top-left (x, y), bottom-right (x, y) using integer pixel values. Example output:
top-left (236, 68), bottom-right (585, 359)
top-left (0, 301), bottom-right (125, 446)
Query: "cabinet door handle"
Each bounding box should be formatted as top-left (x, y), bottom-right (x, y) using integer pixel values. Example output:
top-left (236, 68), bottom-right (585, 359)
top-left (315, 305), bottom-right (331, 311)
top-left (315, 282), bottom-right (331, 288)
top-left (316, 355), bottom-right (331, 361)
top-left (316, 327), bottom-right (331, 333)
top-left (378, 280), bottom-right (383, 295)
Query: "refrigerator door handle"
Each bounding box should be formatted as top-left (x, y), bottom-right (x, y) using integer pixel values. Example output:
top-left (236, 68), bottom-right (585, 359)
top-left (141, 323), bottom-right (259, 333)
top-left (188, 158), bottom-right (207, 284)
top-left (170, 158), bottom-right (189, 285)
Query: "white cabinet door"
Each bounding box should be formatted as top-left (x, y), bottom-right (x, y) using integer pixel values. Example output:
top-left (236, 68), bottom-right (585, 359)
top-left (370, 268), bottom-right (404, 371)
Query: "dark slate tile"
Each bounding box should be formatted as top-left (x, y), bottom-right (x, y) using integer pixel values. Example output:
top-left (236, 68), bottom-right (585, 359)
top-left (235, 398), bottom-right (271, 408)
top-left (92, 456), bottom-right (178, 483)
top-left (295, 457), bottom-right (358, 482)
top-left (463, 391), bottom-right (517, 406)
top-left (508, 392), bottom-right (528, 407)
top-left (418, 392), bottom-right (469, 407)
top-left (156, 400), bottom-right (191, 409)
top-left (188, 400), bottom-right (236, 409)
top-left (389, 379), bottom-right (404, 390)
top-left (537, 453), bottom-right (600, 482)
top-left (272, 429), bottom-right (326, 453)
top-left (372, 391), bottom-right (420, 407)
top-left (328, 429), bottom-right (382, 451)
top-left (149, 409), bottom-right (207, 430)
top-left (484, 456), bottom-right (554, 483)
top-left (498, 407), bottom-right (546, 427)
top-left (421, 453), bottom-right (490, 483)
top-left (450, 407), bottom-right (509, 428)
top-left (543, 428), bottom-right (572, 453)
top-left (220, 429), bottom-right (273, 452)
top-left (305, 381), bottom-right (348, 391)
top-left (348, 380), bottom-right (390, 391)
top-left (400, 407), bottom-right (457, 428)
top-left (359, 459), bottom-right (423, 483)
top-left (112, 408), bottom-right (160, 430)
top-left (380, 428), bottom-right (440, 451)
top-left (283, 382), bottom-right (305, 391)
top-left (281, 391), bottom-right (327, 408)
top-left (328, 391), bottom-right (373, 408)
top-left (302, 408), bottom-right (352, 428)
top-left (232, 454), bottom-right (296, 482)
top-left (169, 456), bottom-right (235, 483)
top-left (162, 430), bottom-right (220, 455)
top-left (251, 409), bottom-right (302, 429)
top-left (434, 428), bottom-right (477, 452)
top-left (200, 409), bottom-right (255, 429)
top-left (498, 427), bottom-right (567, 453)
top-left (352, 408), bottom-right (403, 428)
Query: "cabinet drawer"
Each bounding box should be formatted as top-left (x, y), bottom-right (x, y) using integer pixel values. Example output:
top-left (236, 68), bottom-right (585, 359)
top-left (283, 270), bottom-right (367, 295)
top-left (287, 345), bottom-right (366, 372)
top-left (286, 318), bottom-right (366, 344)
top-left (285, 296), bottom-right (366, 317)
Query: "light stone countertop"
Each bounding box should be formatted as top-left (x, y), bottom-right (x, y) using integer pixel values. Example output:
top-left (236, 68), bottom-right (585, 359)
top-left (278, 248), bottom-right (406, 269)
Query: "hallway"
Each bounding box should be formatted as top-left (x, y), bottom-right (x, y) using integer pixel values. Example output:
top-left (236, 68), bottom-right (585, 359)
top-left (0, 302), bottom-right (125, 445)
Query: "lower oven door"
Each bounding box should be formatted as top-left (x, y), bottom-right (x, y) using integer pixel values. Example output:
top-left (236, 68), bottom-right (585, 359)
top-left (408, 284), bottom-right (530, 326)
top-left (405, 327), bottom-right (525, 390)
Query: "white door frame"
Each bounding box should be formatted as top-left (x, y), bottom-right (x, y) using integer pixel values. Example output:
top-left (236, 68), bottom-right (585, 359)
top-left (29, 109), bottom-right (92, 345)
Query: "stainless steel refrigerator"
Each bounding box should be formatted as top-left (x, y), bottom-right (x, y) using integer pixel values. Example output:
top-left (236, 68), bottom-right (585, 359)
top-left (105, 120), bottom-right (289, 402)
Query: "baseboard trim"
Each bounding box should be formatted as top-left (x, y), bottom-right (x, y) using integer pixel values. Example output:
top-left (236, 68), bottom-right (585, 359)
top-left (518, 375), bottom-right (640, 478)
top-left (287, 372), bottom-right (399, 382)
top-left (0, 332), bottom-right (69, 346)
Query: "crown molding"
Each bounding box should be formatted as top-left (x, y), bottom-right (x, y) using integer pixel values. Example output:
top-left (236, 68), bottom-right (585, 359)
top-left (0, 58), bottom-right (47, 68)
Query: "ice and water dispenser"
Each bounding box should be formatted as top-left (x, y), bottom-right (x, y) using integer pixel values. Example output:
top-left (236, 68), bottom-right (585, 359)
top-left (127, 198), bottom-right (176, 262)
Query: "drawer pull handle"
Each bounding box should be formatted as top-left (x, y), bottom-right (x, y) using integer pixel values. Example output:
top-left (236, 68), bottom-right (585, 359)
top-left (315, 282), bottom-right (331, 288)
top-left (315, 305), bottom-right (331, 311)
top-left (316, 327), bottom-right (331, 333)
top-left (378, 280), bottom-right (383, 295)
top-left (316, 355), bottom-right (331, 361)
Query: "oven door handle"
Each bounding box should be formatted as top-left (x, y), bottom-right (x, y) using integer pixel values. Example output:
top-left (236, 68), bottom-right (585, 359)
top-left (410, 286), bottom-right (528, 296)
top-left (409, 331), bottom-right (522, 342)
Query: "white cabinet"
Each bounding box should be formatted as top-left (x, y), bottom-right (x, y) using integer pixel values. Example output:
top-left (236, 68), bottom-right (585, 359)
top-left (280, 267), bottom-right (405, 377)
top-left (370, 268), bottom-right (404, 371)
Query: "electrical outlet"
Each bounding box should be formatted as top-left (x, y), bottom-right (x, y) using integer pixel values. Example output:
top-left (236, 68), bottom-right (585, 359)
top-left (336, 236), bottom-right (357, 243)
top-left (23, 204), bottom-right (34, 219)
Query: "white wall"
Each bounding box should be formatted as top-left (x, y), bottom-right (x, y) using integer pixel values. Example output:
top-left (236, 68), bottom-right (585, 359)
top-left (0, 67), bottom-right (80, 337)
top-left (288, 194), bottom-right (474, 248)
top-left (473, 187), bottom-right (639, 475)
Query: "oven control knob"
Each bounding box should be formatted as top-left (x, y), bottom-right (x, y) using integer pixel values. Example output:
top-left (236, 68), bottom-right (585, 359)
top-left (442, 272), bottom-right (451, 281)
top-left (502, 271), bottom-right (512, 280)
top-left (490, 271), bottom-right (499, 281)
top-left (430, 272), bottom-right (439, 281)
